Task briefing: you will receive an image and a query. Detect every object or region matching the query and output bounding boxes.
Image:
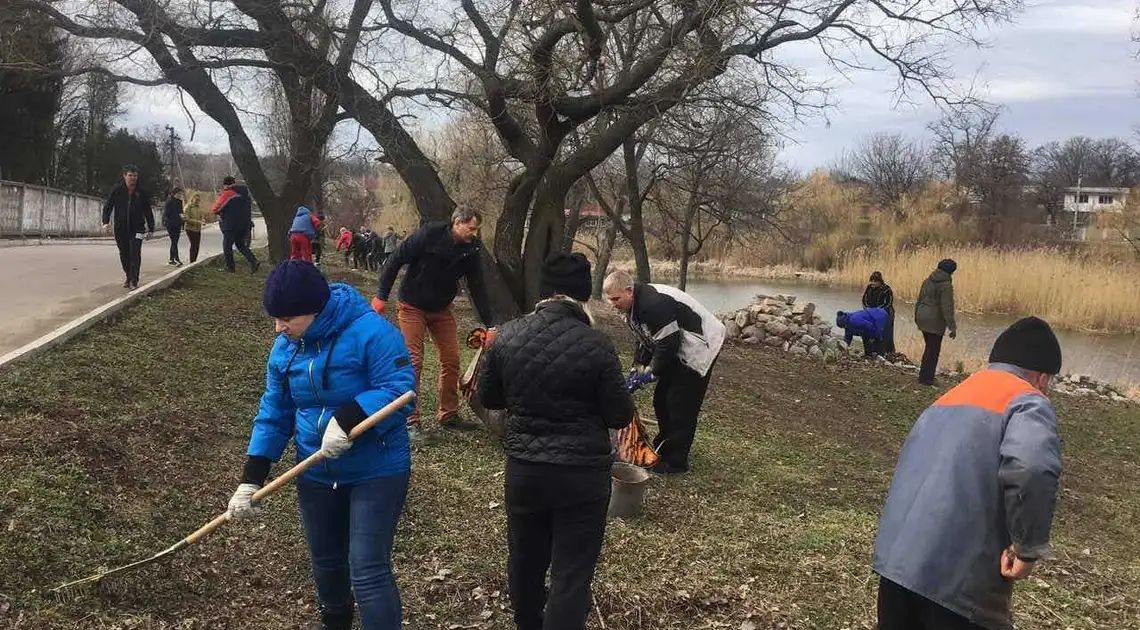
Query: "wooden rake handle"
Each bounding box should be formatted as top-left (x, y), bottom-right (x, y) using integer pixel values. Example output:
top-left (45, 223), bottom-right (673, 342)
top-left (181, 391), bottom-right (416, 546)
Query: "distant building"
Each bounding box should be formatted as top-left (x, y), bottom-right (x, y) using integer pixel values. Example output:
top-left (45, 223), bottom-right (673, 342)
top-left (1056, 186), bottom-right (1131, 241)
top-left (1062, 186), bottom-right (1129, 214)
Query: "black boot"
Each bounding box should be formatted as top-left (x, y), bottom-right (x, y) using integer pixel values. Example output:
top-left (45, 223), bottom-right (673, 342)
top-left (310, 607), bottom-right (353, 630)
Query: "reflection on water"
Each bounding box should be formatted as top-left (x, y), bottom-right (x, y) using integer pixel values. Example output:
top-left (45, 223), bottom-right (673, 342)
top-left (683, 277), bottom-right (1140, 386)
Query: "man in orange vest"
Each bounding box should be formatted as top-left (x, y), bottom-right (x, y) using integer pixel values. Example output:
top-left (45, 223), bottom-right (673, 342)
top-left (873, 316), bottom-right (1063, 630)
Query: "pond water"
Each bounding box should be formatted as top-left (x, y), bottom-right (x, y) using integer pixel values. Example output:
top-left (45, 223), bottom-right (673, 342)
top-left (684, 277), bottom-right (1140, 387)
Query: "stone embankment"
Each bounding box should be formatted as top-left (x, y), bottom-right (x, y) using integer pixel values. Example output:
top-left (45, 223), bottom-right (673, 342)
top-left (721, 294), bottom-right (1133, 403)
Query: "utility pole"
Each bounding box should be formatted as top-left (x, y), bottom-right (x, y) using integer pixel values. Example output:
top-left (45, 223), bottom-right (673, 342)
top-left (164, 125), bottom-right (181, 191)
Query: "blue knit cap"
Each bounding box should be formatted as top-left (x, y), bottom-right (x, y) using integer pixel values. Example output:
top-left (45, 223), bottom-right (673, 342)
top-left (263, 260), bottom-right (330, 318)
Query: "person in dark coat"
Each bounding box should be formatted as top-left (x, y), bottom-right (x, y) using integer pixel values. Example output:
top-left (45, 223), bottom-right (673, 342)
top-left (162, 187), bottom-right (185, 266)
top-left (862, 271), bottom-right (895, 354)
top-left (837, 307), bottom-right (889, 358)
top-left (915, 259), bottom-right (958, 385)
top-left (209, 175), bottom-right (260, 273)
top-left (101, 164), bottom-right (155, 290)
top-left (478, 253), bottom-right (634, 630)
top-left (374, 206), bottom-right (495, 446)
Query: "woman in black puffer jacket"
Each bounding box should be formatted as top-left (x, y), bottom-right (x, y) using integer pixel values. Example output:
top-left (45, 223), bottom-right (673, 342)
top-left (478, 252), bottom-right (634, 630)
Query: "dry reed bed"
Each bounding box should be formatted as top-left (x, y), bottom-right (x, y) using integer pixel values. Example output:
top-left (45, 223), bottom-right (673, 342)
top-left (835, 247), bottom-right (1140, 333)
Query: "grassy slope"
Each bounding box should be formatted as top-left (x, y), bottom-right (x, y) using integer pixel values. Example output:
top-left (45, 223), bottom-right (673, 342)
top-left (0, 257), bottom-right (1136, 629)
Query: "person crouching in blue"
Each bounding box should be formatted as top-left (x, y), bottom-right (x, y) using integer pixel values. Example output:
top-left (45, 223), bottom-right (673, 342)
top-left (837, 307), bottom-right (889, 359)
top-left (227, 260), bottom-right (417, 630)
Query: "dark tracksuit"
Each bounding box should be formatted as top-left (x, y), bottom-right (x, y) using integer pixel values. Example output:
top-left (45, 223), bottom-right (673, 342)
top-left (101, 183), bottom-right (155, 286)
top-left (626, 283), bottom-right (725, 472)
top-left (478, 298), bottom-right (634, 630)
top-left (211, 184), bottom-right (258, 272)
top-left (162, 197), bottom-right (183, 263)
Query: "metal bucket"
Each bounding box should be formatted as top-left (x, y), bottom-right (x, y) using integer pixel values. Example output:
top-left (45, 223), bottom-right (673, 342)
top-left (608, 462), bottom-right (650, 519)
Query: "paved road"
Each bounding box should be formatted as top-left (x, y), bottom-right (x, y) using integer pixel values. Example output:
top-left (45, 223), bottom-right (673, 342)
top-left (0, 219), bottom-right (267, 355)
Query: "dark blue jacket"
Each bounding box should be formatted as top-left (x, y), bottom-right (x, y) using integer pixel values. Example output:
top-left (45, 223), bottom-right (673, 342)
top-left (247, 283), bottom-right (416, 485)
top-left (212, 184), bottom-right (253, 232)
top-left (162, 198), bottom-right (183, 231)
top-left (838, 307), bottom-right (889, 344)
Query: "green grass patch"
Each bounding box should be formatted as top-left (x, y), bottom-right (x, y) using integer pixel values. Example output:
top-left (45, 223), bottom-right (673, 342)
top-left (0, 255), bottom-right (1137, 629)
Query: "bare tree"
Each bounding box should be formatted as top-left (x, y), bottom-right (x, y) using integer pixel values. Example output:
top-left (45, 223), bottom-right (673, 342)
top-left (367, 0), bottom-right (1019, 308)
top-left (930, 107), bottom-right (1031, 243)
top-left (840, 132), bottom-right (930, 214)
top-left (10, 0), bottom-right (358, 259)
top-left (14, 0), bottom-right (1022, 310)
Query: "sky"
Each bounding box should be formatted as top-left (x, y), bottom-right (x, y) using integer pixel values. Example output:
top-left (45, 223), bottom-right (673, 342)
top-left (119, 0), bottom-right (1140, 172)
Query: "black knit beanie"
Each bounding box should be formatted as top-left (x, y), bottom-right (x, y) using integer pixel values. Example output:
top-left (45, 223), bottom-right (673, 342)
top-left (937, 258), bottom-right (957, 274)
top-left (539, 253), bottom-right (592, 302)
top-left (263, 260), bottom-right (331, 318)
top-left (989, 316), bottom-right (1062, 375)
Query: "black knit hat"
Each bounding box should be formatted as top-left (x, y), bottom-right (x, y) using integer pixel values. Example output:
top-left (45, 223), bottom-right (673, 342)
top-left (539, 253), bottom-right (592, 302)
top-left (263, 261), bottom-right (331, 318)
top-left (937, 258), bottom-right (958, 274)
top-left (989, 316), bottom-right (1062, 375)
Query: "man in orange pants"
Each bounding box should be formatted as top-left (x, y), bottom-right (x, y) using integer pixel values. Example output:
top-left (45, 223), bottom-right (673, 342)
top-left (372, 206), bottom-right (495, 446)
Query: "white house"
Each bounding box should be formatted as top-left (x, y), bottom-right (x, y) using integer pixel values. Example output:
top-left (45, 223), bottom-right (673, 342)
top-left (1061, 186), bottom-right (1130, 214)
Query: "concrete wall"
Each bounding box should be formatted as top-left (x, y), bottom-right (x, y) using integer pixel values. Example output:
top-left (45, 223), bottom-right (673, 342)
top-left (0, 180), bottom-right (108, 238)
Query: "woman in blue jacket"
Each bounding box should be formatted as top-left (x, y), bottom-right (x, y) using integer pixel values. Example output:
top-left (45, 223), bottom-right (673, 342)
top-left (837, 307), bottom-right (889, 358)
top-left (227, 261), bottom-right (416, 630)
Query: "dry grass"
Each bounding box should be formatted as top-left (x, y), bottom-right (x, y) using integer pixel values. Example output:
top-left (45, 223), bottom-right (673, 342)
top-left (835, 246), bottom-right (1140, 333)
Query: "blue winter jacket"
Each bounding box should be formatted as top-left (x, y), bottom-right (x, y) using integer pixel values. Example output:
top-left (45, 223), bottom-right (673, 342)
top-left (837, 307), bottom-right (888, 344)
top-left (247, 283), bottom-right (416, 486)
top-left (289, 206), bottom-right (317, 237)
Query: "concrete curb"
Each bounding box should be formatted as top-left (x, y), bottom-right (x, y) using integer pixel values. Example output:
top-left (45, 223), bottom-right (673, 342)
top-left (0, 252), bottom-right (225, 370)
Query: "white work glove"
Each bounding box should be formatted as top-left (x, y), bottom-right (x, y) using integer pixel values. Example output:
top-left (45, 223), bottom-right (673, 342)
top-left (227, 483), bottom-right (261, 521)
top-left (321, 418), bottom-right (354, 459)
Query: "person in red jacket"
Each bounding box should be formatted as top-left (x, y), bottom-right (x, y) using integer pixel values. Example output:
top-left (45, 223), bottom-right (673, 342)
top-left (336, 227), bottom-right (353, 265)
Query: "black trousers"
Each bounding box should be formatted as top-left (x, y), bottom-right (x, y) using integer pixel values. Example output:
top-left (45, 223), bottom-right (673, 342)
top-left (919, 332), bottom-right (944, 385)
top-left (186, 229), bottom-right (202, 262)
top-left (506, 458), bottom-right (610, 630)
top-left (114, 232), bottom-right (143, 284)
top-left (222, 228), bottom-right (258, 271)
top-left (652, 359), bottom-right (716, 470)
top-left (312, 237), bottom-right (322, 263)
top-left (884, 309), bottom-right (896, 354)
top-left (167, 227), bottom-right (182, 262)
top-left (878, 577), bottom-right (983, 630)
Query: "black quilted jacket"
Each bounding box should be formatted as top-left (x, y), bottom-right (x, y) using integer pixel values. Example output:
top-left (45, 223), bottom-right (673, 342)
top-left (477, 298), bottom-right (634, 468)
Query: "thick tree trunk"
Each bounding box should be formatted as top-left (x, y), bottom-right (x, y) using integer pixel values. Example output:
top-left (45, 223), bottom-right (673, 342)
top-left (591, 216), bottom-right (620, 299)
top-left (259, 198), bottom-right (292, 261)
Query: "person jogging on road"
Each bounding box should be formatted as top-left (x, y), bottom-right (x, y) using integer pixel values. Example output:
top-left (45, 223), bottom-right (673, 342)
top-left (101, 164), bottom-right (155, 290)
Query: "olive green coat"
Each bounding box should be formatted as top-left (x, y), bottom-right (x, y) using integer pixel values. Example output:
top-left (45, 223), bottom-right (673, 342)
top-left (914, 269), bottom-right (956, 335)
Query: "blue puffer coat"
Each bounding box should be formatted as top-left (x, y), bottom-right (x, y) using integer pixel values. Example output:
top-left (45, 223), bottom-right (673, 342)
top-left (837, 307), bottom-right (888, 344)
top-left (289, 206), bottom-right (316, 237)
top-left (247, 283), bottom-right (416, 486)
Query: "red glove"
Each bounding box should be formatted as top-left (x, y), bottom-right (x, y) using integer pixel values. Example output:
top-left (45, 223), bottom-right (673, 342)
top-left (371, 297), bottom-right (386, 314)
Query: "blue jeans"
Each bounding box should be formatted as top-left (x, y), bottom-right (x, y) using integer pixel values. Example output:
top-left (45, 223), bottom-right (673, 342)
top-left (296, 472), bottom-right (410, 630)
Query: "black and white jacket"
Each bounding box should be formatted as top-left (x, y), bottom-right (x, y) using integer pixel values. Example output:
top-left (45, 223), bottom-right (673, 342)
top-left (627, 283), bottom-right (725, 378)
